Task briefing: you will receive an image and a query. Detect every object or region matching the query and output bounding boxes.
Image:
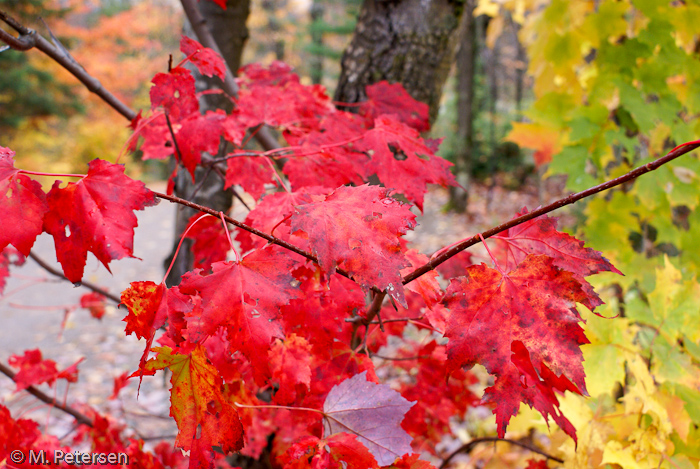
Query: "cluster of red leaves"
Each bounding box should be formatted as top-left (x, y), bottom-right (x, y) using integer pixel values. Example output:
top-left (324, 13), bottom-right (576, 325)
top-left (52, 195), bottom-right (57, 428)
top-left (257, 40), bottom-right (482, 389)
top-left (0, 33), bottom-right (620, 469)
top-left (0, 146), bottom-right (157, 284)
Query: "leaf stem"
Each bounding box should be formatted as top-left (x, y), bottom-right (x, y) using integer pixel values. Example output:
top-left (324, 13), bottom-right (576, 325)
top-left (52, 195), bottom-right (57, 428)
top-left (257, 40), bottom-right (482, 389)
top-left (162, 213), bottom-right (209, 284)
top-left (233, 402), bottom-right (323, 415)
top-left (219, 211), bottom-right (239, 262)
top-left (17, 170), bottom-right (85, 179)
top-left (478, 233), bottom-right (506, 275)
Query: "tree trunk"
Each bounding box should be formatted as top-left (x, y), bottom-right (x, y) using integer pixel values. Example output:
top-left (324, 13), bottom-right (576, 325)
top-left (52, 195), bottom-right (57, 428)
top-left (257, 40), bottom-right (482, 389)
top-left (448, 0), bottom-right (477, 213)
top-left (309, 1), bottom-right (324, 84)
top-left (164, 0), bottom-right (250, 286)
top-left (334, 0), bottom-right (464, 122)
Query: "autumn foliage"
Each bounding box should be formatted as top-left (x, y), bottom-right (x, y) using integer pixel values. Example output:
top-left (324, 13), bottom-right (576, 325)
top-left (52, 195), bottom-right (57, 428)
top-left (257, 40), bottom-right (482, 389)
top-left (3, 18), bottom-right (670, 469)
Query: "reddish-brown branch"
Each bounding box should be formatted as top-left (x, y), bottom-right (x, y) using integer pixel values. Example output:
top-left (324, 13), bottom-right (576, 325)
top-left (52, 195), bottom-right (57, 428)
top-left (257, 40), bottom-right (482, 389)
top-left (404, 142), bottom-right (700, 285)
top-left (358, 142), bottom-right (700, 326)
top-left (0, 362), bottom-right (94, 428)
top-left (439, 437), bottom-right (564, 468)
top-left (28, 252), bottom-right (121, 304)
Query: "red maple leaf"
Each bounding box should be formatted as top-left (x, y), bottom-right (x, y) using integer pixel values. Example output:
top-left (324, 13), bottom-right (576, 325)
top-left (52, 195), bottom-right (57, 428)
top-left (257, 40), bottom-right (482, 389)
top-left (281, 433), bottom-right (378, 469)
top-left (175, 110), bottom-right (225, 178)
top-left (80, 292), bottom-right (107, 319)
top-left (282, 268), bottom-right (365, 353)
top-left (150, 67), bottom-right (198, 122)
top-left (442, 255), bottom-right (591, 441)
top-left (8, 349), bottom-right (83, 391)
top-left (401, 249), bottom-right (442, 309)
top-left (178, 246), bottom-right (301, 379)
top-left (290, 184), bottom-right (415, 306)
top-left (224, 155), bottom-right (275, 200)
top-left (184, 213), bottom-right (230, 270)
top-left (283, 112), bottom-right (369, 191)
top-left (359, 81), bottom-right (430, 132)
top-left (122, 281), bottom-right (171, 373)
top-left (322, 371), bottom-right (415, 466)
top-left (109, 371), bottom-right (131, 400)
top-left (238, 61), bottom-right (298, 87)
top-left (136, 113), bottom-right (175, 161)
top-left (141, 345), bottom-right (244, 465)
top-left (42, 159), bottom-right (157, 283)
top-left (234, 187), bottom-right (325, 253)
top-left (493, 207), bottom-right (623, 310)
top-left (435, 250), bottom-right (474, 280)
top-left (0, 147), bottom-right (49, 256)
top-left (356, 115), bottom-right (457, 212)
top-left (180, 35), bottom-right (226, 81)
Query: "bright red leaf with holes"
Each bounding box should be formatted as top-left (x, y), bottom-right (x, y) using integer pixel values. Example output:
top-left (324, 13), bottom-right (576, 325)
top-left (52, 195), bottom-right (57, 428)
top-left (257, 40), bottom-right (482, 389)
top-left (150, 67), bottom-right (198, 122)
top-left (42, 159), bottom-right (157, 283)
top-left (290, 184), bottom-right (415, 306)
top-left (0, 147), bottom-right (48, 256)
top-left (356, 115), bottom-right (457, 212)
top-left (443, 255), bottom-right (592, 441)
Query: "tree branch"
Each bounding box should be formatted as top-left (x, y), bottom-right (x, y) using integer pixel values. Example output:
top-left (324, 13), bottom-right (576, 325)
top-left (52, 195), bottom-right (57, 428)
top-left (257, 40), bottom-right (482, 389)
top-left (439, 437), bottom-right (564, 468)
top-left (357, 141), bottom-right (700, 326)
top-left (403, 141), bottom-right (700, 285)
top-left (0, 10), bottom-right (136, 121)
top-left (28, 252), bottom-right (122, 304)
top-left (0, 362), bottom-right (94, 428)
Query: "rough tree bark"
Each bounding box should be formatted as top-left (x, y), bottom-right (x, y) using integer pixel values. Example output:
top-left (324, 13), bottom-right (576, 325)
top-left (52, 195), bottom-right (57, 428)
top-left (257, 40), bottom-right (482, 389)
top-left (334, 0), bottom-right (464, 122)
top-left (164, 0), bottom-right (251, 286)
top-left (448, 0), bottom-right (477, 212)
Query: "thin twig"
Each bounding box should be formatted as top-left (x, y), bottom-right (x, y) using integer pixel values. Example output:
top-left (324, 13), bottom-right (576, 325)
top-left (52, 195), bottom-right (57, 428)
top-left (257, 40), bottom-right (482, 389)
top-left (164, 113), bottom-right (185, 165)
top-left (28, 252), bottom-right (121, 304)
top-left (371, 354), bottom-right (431, 361)
top-left (440, 437), bottom-right (564, 468)
top-left (0, 362), bottom-right (93, 428)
